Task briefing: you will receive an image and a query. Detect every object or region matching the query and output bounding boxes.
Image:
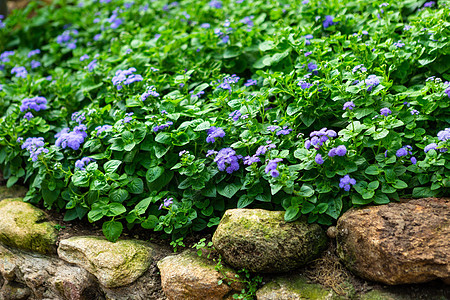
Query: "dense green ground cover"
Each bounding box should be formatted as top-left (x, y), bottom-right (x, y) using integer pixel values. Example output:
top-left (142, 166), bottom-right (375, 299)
top-left (0, 0), bottom-right (449, 241)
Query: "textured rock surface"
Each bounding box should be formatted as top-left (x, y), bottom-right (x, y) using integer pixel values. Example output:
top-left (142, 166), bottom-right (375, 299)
top-left (0, 186), bottom-right (27, 201)
top-left (58, 236), bottom-right (156, 288)
top-left (256, 274), bottom-right (336, 300)
top-left (212, 209), bottom-right (328, 273)
top-left (157, 250), bottom-right (244, 300)
top-left (0, 198), bottom-right (57, 255)
top-left (337, 198), bottom-right (450, 285)
top-left (0, 243), bottom-right (101, 300)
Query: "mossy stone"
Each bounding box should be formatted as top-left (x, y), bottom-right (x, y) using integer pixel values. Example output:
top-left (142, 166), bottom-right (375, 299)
top-left (0, 198), bottom-right (57, 255)
top-left (0, 186), bottom-right (27, 201)
top-left (213, 209), bottom-right (328, 273)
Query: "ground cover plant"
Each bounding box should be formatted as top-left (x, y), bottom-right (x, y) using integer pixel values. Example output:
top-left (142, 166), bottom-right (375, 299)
top-left (0, 0), bottom-right (449, 242)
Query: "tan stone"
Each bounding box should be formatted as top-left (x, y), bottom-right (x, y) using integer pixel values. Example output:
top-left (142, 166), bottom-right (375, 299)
top-left (157, 250), bottom-right (244, 300)
top-left (58, 236), bottom-right (156, 288)
top-left (336, 198), bottom-right (450, 285)
top-left (0, 186), bottom-right (27, 201)
top-left (212, 209), bottom-right (328, 273)
top-left (0, 198), bottom-right (57, 255)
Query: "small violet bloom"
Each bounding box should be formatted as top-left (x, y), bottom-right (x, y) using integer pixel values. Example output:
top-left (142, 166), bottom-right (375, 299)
top-left (339, 175), bottom-right (356, 191)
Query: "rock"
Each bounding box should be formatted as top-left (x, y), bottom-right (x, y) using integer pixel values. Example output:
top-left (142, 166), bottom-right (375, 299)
top-left (256, 274), bottom-right (337, 300)
top-left (336, 198), bottom-right (450, 285)
top-left (0, 198), bottom-right (57, 255)
top-left (0, 186), bottom-right (27, 201)
top-left (212, 209), bottom-right (328, 273)
top-left (0, 243), bottom-right (101, 300)
top-left (58, 236), bottom-right (156, 288)
top-left (327, 226), bottom-right (337, 239)
top-left (157, 250), bottom-right (244, 300)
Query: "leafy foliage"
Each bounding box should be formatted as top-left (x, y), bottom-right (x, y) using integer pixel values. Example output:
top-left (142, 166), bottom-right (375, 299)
top-left (0, 0), bottom-right (449, 241)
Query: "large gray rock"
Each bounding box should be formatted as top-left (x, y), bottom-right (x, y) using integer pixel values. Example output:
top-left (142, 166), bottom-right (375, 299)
top-left (0, 243), bottom-right (101, 300)
top-left (0, 198), bottom-right (57, 255)
top-left (337, 198), bottom-right (450, 285)
top-left (212, 209), bottom-right (328, 273)
top-left (157, 250), bottom-right (244, 300)
top-left (58, 236), bottom-right (156, 288)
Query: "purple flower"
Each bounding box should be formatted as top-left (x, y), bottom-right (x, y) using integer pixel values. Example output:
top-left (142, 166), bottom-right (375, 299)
top-left (343, 101), bottom-right (355, 110)
top-left (209, 0), bottom-right (222, 8)
top-left (200, 23), bottom-right (211, 29)
top-left (95, 124), bottom-right (112, 136)
top-left (206, 126), bottom-right (225, 143)
top-left (80, 54), bottom-right (90, 61)
top-left (23, 112), bottom-right (34, 120)
top-left (214, 148), bottom-right (240, 174)
top-left (75, 157), bottom-right (94, 171)
top-left (315, 153), bottom-right (324, 165)
top-left (255, 141), bottom-right (276, 156)
top-left (30, 60), bottom-right (41, 69)
top-left (393, 41), bottom-right (405, 48)
top-left (304, 51), bottom-right (312, 57)
top-left (380, 107), bottom-right (391, 117)
top-left (112, 68), bottom-right (143, 90)
top-left (298, 81), bottom-right (313, 89)
top-left (244, 79), bottom-right (257, 87)
top-left (307, 62), bottom-right (318, 74)
top-left (410, 109), bottom-right (419, 115)
top-left (336, 145), bottom-right (347, 156)
top-left (141, 86), bottom-right (160, 101)
top-left (87, 59), bottom-right (97, 72)
top-left (276, 126), bottom-right (292, 136)
top-left (229, 110), bottom-right (242, 121)
top-left (267, 125), bottom-right (279, 132)
top-left (0, 51), bottom-right (14, 63)
top-left (396, 147), bottom-right (408, 157)
top-left (424, 143), bottom-right (437, 153)
top-left (20, 96), bottom-right (47, 112)
top-left (365, 74), bottom-right (380, 92)
top-left (55, 127), bottom-right (86, 151)
top-left (339, 175), bottom-right (356, 191)
top-left (410, 157), bottom-right (417, 164)
top-left (244, 155), bottom-right (260, 165)
top-left (352, 64), bottom-right (367, 73)
top-left (437, 128), bottom-right (450, 141)
top-left (206, 149), bottom-right (217, 157)
top-left (423, 1), bottom-right (435, 7)
top-left (11, 66), bottom-right (28, 78)
top-left (21, 137), bottom-right (48, 162)
top-left (153, 121), bottom-right (173, 132)
top-left (265, 158), bottom-right (282, 177)
top-left (27, 49), bottom-right (41, 58)
top-left (71, 112), bottom-right (86, 124)
top-left (159, 197), bottom-right (173, 210)
top-left (323, 15), bottom-right (337, 28)
top-left (304, 34), bottom-right (313, 45)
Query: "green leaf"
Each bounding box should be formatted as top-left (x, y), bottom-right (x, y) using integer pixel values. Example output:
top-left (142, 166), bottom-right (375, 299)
top-left (297, 184), bottom-right (314, 197)
top-left (301, 202), bottom-right (315, 214)
top-left (102, 220), bottom-right (123, 242)
top-left (237, 195), bottom-right (254, 208)
top-left (109, 189), bottom-right (128, 203)
top-left (365, 165), bottom-right (380, 175)
top-left (284, 206), bottom-right (299, 222)
top-left (259, 40), bottom-right (275, 51)
top-left (223, 46), bottom-right (241, 58)
top-left (146, 166), bottom-right (164, 183)
top-left (217, 183), bottom-right (241, 198)
top-left (194, 121), bottom-right (211, 132)
top-left (367, 181), bottom-right (379, 191)
top-left (372, 129), bottom-right (389, 140)
top-left (373, 192), bottom-right (390, 204)
top-left (128, 178), bottom-right (144, 194)
top-left (352, 194), bottom-right (372, 205)
top-left (155, 132), bottom-right (171, 144)
top-left (6, 176), bottom-right (18, 188)
top-left (42, 188), bottom-right (59, 207)
top-left (412, 187), bottom-right (436, 198)
top-left (104, 160), bottom-right (122, 174)
top-left (392, 180), bottom-right (408, 189)
top-left (133, 197), bottom-right (152, 214)
top-left (141, 215), bottom-right (159, 229)
top-left (106, 203), bottom-right (127, 217)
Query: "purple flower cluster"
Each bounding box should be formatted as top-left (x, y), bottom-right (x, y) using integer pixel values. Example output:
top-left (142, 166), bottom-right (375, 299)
top-left (380, 107), bottom-right (391, 116)
top-left (393, 41), bottom-right (405, 48)
top-left (112, 68), bottom-right (143, 90)
top-left (298, 80), bottom-right (313, 89)
top-left (352, 64), bottom-right (367, 73)
top-left (240, 16), bottom-right (254, 29)
top-left (106, 10), bottom-right (123, 29)
top-left (153, 121), bottom-right (173, 132)
top-left (343, 101), bottom-right (355, 110)
top-left (20, 96), bottom-right (48, 112)
top-left (11, 66), bottom-right (28, 78)
top-left (75, 157), bottom-right (94, 170)
top-left (122, 112), bottom-right (134, 123)
top-left (265, 158), bottom-right (282, 178)
top-left (208, 0), bottom-right (222, 8)
top-left (141, 86), bottom-right (160, 101)
top-left (437, 128), bottom-right (450, 141)
top-left (304, 34), bottom-right (313, 45)
top-left (95, 124), bottom-right (112, 136)
top-left (159, 197), bottom-right (174, 210)
top-left (304, 128), bottom-right (337, 150)
top-left (323, 15), bottom-right (337, 28)
top-left (365, 74), bottom-right (380, 92)
top-left (410, 109), bottom-right (419, 115)
top-left (216, 74), bottom-right (240, 92)
top-left (244, 79), bottom-right (257, 87)
top-left (80, 54), bottom-right (89, 61)
top-left (229, 110), bottom-right (242, 121)
top-left (23, 112), bottom-right (34, 120)
top-left (315, 153), bottom-right (324, 165)
top-left (396, 145), bottom-right (417, 164)
top-left (339, 175), bottom-right (356, 191)
top-left (1, 51), bottom-right (14, 63)
top-left (21, 137), bottom-right (49, 162)
top-left (423, 1), bottom-right (435, 7)
top-left (328, 145), bottom-right (347, 157)
top-left (86, 59), bottom-right (97, 72)
top-left (243, 155), bottom-right (260, 166)
top-left (55, 125), bottom-right (87, 150)
top-left (255, 141), bottom-right (276, 156)
top-left (276, 126), bottom-right (292, 136)
top-left (206, 126), bottom-right (225, 143)
top-left (214, 148), bottom-right (241, 174)
top-left (424, 143), bottom-right (437, 153)
top-left (56, 29), bottom-right (78, 49)
top-left (307, 62), bottom-right (318, 75)
top-left (30, 60), bottom-right (41, 69)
